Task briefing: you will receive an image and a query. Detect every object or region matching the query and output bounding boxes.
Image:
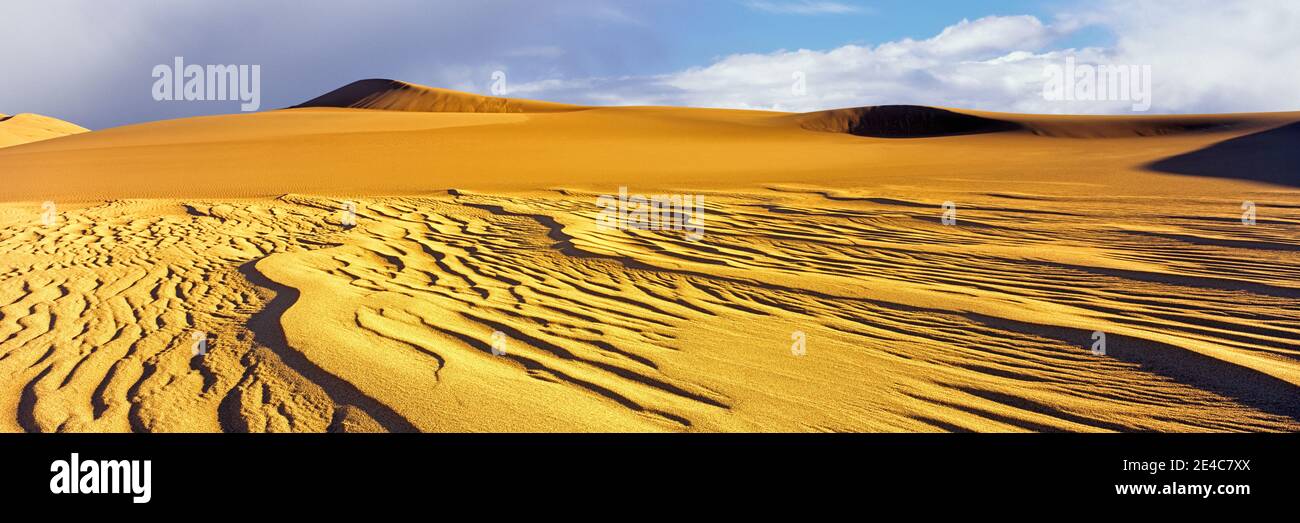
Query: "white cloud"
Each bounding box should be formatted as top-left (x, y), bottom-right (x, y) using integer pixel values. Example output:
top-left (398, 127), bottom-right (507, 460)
top-left (516, 15), bottom-right (1075, 113)
top-left (3, 0), bottom-right (1296, 126)
top-left (906, 15), bottom-right (1053, 57)
top-left (743, 1), bottom-right (867, 15)
top-left (1093, 0), bottom-right (1300, 113)
top-left (520, 2), bottom-right (1300, 114)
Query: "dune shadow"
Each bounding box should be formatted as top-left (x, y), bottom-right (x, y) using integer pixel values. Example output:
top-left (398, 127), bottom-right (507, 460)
top-left (1146, 121), bottom-right (1300, 187)
top-left (798, 105), bottom-right (1021, 138)
top-left (291, 79), bottom-right (412, 109)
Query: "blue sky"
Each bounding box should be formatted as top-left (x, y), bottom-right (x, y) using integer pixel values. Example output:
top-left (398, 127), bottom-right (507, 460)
top-left (1, 0), bottom-right (1296, 129)
top-left (665, 0), bottom-right (1107, 70)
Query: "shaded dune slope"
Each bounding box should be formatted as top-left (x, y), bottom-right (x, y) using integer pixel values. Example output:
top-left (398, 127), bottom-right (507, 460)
top-left (1003, 112), bottom-right (1296, 139)
top-left (794, 105), bottom-right (1300, 139)
top-left (1147, 121), bottom-right (1300, 187)
top-left (793, 105), bottom-right (1022, 138)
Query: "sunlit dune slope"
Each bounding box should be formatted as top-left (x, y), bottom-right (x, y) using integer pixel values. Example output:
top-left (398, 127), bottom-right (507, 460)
top-left (0, 113), bottom-right (88, 149)
top-left (293, 78), bottom-right (584, 113)
top-left (1, 83), bottom-right (1297, 201)
top-left (1, 82), bottom-right (1299, 433)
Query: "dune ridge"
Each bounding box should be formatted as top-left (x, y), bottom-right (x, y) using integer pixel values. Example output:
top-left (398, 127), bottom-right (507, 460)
top-left (0, 113), bottom-right (89, 149)
top-left (292, 78), bottom-right (584, 113)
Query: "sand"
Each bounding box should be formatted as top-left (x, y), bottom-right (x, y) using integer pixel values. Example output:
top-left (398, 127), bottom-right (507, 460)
top-left (0, 113), bottom-right (88, 149)
top-left (0, 81), bottom-right (1297, 432)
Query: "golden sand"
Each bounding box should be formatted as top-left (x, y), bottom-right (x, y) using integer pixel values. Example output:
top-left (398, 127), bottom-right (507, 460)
top-left (0, 81), bottom-right (1297, 432)
top-left (0, 113), bottom-right (88, 149)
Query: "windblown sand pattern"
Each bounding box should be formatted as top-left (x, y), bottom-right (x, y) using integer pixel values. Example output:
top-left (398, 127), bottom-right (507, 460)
top-left (1, 82), bottom-right (1297, 432)
top-left (1, 187), bottom-right (1297, 432)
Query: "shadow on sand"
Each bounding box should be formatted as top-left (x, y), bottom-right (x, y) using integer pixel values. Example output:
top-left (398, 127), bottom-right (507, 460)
top-left (234, 259), bottom-right (420, 433)
top-left (1146, 121), bottom-right (1300, 187)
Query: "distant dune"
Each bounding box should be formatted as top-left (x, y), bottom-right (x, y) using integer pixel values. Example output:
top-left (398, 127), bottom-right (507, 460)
top-left (793, 105), bottom-right (1023, 137)
top-left (1, 81), bottom-right (1298, 433)
top-left (293, 78), bottom-right (584, 113)
top-left (982, 110), bottom-right (1292, 139)
top-left (795, 105), bottom-right (1296, 140)
top-left (2, 82), bottom-right (1297, 200)
top-left (0, 113), bottom-right (88, 149)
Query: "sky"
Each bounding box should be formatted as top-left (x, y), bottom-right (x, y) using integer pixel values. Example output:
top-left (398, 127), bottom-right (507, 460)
top-left (2, 0), bottom-right (1298, 129)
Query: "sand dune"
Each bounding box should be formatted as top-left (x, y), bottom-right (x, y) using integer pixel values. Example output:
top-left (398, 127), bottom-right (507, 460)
top-left (2, 88), bottom-right (1296, 200)
top-left (796, 105), bottom-right (1298, 139)
top-left (0, 82), bottom-right (1298, 432)
top-left (794, 105), bottom-right (1022, 137)
top-left (0, 113), bottom-right (88, 149)
top-left (294, 78), bottom-right (583, 113)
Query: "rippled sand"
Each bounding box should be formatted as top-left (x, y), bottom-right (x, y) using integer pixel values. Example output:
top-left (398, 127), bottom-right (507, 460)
top-left (2, 186), bottom-right (1297, 432)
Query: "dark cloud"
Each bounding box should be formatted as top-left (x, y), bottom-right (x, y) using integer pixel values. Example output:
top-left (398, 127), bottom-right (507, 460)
top-left (0, 0), bottom-right (681, 129)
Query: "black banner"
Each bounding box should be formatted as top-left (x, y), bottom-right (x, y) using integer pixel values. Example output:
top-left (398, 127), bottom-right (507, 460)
top-left (0, 434), bottom-right (1291, 512)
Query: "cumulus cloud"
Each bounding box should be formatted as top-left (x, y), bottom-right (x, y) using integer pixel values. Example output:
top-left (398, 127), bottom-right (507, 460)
top-left (511, 14), bottom-right (1075, 112)
top-left (1094, 0), bottom-right (1300, 113)
top-left (517, 1), bottom-right (1300, 114)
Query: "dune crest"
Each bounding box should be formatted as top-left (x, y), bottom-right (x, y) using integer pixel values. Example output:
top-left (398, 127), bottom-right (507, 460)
top-left (0, 113), bottom-right (89, 149)
top-left (292, 79), bottom-right (584, 113)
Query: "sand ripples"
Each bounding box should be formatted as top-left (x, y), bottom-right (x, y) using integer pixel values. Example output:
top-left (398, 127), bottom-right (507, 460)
top-left (1, 187), bottom-right (1297, 431)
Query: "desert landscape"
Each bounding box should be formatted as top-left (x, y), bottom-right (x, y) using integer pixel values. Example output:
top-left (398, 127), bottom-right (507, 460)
top-left (1, 80), bottom-right (1297, 432)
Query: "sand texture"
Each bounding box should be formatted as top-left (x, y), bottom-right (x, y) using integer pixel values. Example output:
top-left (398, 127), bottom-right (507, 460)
top-left (1, 81), bottom-right (1297, 432)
